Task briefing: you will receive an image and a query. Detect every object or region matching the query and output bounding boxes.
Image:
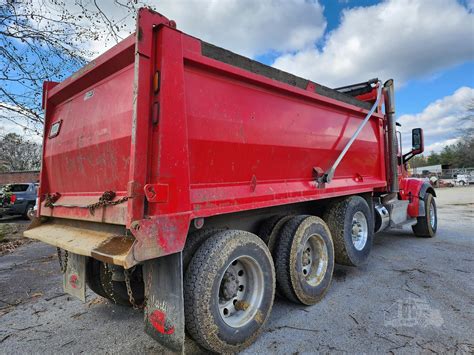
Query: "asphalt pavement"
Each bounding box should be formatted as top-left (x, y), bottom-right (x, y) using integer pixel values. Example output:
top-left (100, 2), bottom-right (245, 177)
top-left (0, 187), bottom-right (473, 354)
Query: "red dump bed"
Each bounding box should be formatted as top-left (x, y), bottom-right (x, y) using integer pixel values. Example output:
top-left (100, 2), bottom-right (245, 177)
top-left (39, 9), bottom-right (387, 258)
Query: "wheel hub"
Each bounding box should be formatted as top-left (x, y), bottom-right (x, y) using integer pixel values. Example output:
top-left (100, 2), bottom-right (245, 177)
top-left (352, 222), bottom-right (362, 240)
top-left (351, 211), bottom-right (368, 251)
top-left (302, 247), bottom-right (312, 266)
top-left (300, 235), bottom-right (328, 286)
top-left (429, 203), bottom-right (436, 229)
top-left (217, 256), bottom-right (264, 328)
top-left (220, 269), bottom-right (239, 300)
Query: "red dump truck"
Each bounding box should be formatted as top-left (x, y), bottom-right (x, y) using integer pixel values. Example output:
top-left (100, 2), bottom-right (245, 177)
top-left (25, 8), bottom-right (437, 353)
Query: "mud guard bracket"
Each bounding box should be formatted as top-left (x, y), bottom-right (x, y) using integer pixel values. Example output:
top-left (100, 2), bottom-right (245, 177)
top-left (143, 252), bottom-right (185, 353)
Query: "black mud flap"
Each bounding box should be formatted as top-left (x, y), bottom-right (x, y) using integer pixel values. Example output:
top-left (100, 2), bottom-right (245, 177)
top-left (143, 252), bottom-right (185, 353)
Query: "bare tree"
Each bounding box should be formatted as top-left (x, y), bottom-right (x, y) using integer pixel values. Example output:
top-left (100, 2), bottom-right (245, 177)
top-left (0, 132), bottom-right (42, 171)
top-left (459, 99), bottom-right (474, 140)
top-left (0, 0), bottom-right (141, 136)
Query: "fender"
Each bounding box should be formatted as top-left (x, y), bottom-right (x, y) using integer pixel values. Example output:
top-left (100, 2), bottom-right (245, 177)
top-left (399, 178), bottom-right (436, 218)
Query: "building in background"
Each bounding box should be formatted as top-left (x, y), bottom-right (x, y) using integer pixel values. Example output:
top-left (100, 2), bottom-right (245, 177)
top-left (0, 170), bottom-right (40, 186)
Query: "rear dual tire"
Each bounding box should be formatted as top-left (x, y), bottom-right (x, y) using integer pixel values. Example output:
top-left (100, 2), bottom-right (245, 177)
top-left (85, 259), bottom-right (144, 307)
top-left (274, 215), bottom-right (334, 305)
top-left (184, 230), bottom-right (275, 353)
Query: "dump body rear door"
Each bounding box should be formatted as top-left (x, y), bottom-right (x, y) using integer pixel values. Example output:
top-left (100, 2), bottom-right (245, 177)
top-left (40, 36), bottom-right (136, 225)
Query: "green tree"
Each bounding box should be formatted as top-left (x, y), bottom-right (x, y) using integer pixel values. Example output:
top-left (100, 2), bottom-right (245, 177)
top-left (427, 152), bottom-right (441, 165)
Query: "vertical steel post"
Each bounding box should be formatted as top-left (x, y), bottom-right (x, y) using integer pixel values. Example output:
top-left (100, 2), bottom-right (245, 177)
top-left (384, 79), bottom-right (399, 193)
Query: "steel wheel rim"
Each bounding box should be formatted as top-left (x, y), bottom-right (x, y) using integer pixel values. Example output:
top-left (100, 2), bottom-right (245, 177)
top-left (217, 255), bottom-right (264, 328)
top-left (429, 203), bottom-right (436, 229)
top-left (301, 234), bottom-right (328, 287)
top-left (27, 206), bottom-right (35, 220)
top-left (351, 211), bottom-right (368, 251)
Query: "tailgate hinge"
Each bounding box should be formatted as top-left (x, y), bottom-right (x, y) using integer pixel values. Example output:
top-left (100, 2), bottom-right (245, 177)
top-left (144, 184), bottom-right (169, 203)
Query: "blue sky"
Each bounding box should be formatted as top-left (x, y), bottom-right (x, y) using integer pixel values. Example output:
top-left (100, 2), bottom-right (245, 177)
top-left (254, 1), bottom-right (474, 118)
top-left (397, 61), bottom-right (474, 115)
top-left (2, 0), bottom-right (473, 154)
top-left (319, 0), bottom-right (474, 117)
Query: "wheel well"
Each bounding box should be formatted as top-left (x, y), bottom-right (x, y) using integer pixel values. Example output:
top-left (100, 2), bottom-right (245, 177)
top-left (187, 193), bottom-right (373, 240)
top-left (425, 186), bottom-right (436, 198)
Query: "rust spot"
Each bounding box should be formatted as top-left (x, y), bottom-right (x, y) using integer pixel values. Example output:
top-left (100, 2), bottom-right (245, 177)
top-left (254, 309), bottom-right (264, 324)
top-left (235, 300), bottom-right (250, 311)
top-left (91, 236), bottom-right (134, 264)
top-left (149, 310), bottom-right (175, 335)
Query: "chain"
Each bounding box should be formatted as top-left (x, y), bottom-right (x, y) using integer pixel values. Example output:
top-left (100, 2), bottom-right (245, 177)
top-left (44, 191), bottom-right (128, 215)
top-left (57, 247), bottom-right (68, 273)
top-left (87, 191), bottom-right (129, 215)
top-left (124, 268), bottom-right (141, 310)
top-left (45, 193), bottom-right (61, 208)
top-left (145, 263), bottom-right (152, 308)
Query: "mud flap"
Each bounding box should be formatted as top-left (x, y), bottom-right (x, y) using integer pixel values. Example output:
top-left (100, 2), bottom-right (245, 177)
top-left (63, 253), bottom-right (86, 302)
top-left (143, 252), bottom-right (185, 353)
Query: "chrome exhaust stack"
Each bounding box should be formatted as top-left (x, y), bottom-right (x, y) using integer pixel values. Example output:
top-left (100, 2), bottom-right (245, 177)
top-left (374, 203), bottom-right (390, 233)
top-left (384, 79), bottom-right (399, 193)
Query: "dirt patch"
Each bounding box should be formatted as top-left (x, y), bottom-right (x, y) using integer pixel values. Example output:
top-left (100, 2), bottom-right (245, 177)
top-left (0, 222), bottom-right (31, 255)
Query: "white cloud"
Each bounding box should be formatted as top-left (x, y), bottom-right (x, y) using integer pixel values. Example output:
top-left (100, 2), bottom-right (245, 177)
top-left (398, 87), bottom-right (474, 153)
top-left (153, 0), bottom-right (326, 58)
top-left (423, 138), bottom-right (460, 154)
top-left (273, 0), bottom-right (474, 87)
top-left (61, 0), bottom-right (326, 59)
top-left (0, 104), bottom-right (43, 144)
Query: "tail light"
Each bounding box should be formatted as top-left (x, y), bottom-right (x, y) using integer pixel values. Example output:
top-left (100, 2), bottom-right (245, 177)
top-left (10, 194), bottom-right (16, 204)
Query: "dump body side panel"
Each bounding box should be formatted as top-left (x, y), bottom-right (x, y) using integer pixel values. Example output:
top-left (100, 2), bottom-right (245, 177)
top-left (147, 35), bottom-right (387, 220)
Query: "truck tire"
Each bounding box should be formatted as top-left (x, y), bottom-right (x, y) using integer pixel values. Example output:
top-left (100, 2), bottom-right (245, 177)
top-left (412, 193), bottom-right (437, 238)
top-left (258, 215), bottom-right (293, 255)
top-left (86, 258), bottom-right (109, 299)
top-left (274, 215), bottom-right (334, 305)
top-left (182, 228), bottom-right (223, 271)
top-left (323, 196), bottom-right (373, 266)
top-left (100, 263), bottom-right (144, 307)
top-left (184, 230), bottom-right (275, 353)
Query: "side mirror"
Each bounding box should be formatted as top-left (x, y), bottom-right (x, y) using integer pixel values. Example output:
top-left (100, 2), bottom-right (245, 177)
top-left (404, 128), bottom-right (424, 162)
top-left (411, 128), bottom-right (424, 154)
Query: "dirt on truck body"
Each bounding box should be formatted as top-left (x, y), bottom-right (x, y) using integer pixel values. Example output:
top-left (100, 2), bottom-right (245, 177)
top-left (25, 8), bottom-right (437, 353)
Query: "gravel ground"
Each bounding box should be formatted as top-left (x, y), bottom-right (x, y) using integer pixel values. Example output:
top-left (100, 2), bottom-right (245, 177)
top-left (0, 187), bottom-right (473, 354)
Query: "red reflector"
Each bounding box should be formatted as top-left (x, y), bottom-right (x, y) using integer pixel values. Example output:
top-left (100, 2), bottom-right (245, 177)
top-left (10, 194), bottom-right (16, 203)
